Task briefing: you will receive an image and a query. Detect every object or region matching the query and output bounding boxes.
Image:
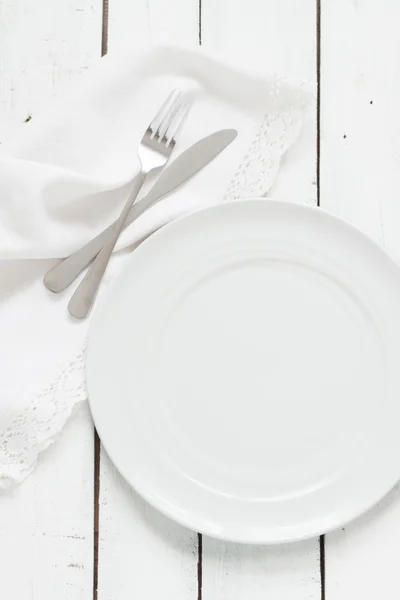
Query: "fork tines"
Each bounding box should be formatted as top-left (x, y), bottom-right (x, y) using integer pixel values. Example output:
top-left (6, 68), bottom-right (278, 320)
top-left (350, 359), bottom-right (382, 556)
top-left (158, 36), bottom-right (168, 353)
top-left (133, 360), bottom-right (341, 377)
top-left (148, 90), bottom-right (191, 147)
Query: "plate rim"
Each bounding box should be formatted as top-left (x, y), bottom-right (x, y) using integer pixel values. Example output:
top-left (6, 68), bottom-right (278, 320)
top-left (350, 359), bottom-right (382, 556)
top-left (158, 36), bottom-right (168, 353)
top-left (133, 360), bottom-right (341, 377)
top-left (87, 198), bottom-right (400, 544)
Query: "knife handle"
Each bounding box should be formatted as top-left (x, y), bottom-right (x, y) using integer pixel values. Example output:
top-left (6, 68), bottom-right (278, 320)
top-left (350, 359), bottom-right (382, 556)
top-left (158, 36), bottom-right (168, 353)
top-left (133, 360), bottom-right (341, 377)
top-left (43, 178), bottom-right (159, 293)
top-left (67, 172), bottom-right (147, 319)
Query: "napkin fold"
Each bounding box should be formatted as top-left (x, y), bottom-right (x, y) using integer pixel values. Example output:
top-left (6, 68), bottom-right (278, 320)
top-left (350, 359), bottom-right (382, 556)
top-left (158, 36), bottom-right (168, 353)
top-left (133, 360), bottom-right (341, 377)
top-left (0, 43), bottom-right (311, 488)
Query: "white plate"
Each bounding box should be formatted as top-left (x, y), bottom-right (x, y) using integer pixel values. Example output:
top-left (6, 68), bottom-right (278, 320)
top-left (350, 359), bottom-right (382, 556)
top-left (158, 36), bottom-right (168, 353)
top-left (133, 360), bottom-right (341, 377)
top-left (87, 199), bottom-right (400, 544)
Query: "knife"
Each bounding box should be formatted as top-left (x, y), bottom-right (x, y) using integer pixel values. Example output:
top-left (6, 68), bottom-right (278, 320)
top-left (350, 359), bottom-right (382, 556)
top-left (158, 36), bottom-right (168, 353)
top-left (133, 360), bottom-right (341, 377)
top-left (44, 128), bottom-right (238, 293)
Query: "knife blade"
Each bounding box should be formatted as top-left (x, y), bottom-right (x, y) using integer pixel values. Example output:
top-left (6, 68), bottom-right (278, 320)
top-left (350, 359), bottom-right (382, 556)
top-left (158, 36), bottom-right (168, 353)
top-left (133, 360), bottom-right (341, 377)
top-left (44, 128), bottom-right (238, 293)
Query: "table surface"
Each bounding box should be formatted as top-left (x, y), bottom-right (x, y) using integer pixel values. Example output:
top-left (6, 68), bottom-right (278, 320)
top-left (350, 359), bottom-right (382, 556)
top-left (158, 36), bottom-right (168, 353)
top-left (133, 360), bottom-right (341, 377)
top-left (1, 0), bottom-right (400, 598)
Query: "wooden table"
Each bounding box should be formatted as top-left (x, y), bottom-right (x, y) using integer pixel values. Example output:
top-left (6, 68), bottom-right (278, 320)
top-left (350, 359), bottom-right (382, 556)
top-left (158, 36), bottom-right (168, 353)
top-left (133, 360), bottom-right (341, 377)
top-left (1, 1), bottom-right (400, 598)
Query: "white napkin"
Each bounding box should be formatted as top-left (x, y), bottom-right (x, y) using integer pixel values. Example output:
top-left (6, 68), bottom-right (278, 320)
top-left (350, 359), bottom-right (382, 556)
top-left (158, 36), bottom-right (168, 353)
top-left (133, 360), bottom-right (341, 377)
top-left (0, 43), bottom-right (310, 488)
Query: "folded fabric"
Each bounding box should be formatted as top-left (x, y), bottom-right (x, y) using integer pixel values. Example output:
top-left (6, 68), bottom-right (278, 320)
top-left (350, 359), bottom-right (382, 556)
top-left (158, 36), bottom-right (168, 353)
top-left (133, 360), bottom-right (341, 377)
top-left (0, 42), bottom-right (311, 488)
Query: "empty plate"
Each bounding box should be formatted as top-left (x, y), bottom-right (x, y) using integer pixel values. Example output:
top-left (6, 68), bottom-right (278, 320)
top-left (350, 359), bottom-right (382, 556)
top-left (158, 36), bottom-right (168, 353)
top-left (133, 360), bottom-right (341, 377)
top-left (87, 199), bottom-right (400, 543)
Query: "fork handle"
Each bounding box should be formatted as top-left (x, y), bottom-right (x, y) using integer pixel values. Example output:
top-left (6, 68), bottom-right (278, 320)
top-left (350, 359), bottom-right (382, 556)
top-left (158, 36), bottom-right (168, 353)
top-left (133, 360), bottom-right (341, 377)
top-left (68, 171), bottom-right (146, 319)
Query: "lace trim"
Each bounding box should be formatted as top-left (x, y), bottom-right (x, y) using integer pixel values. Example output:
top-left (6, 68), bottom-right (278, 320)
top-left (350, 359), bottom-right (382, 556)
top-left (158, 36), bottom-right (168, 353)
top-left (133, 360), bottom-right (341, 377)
top-left (0, 353), bottom-right (86, 489)
top-left (224, 108), bottom-right (305, 201)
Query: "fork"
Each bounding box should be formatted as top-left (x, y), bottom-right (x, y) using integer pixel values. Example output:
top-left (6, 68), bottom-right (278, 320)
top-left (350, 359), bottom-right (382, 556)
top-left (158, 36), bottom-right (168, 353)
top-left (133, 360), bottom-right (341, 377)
top-left (67, 90), bottom-right (190, 320)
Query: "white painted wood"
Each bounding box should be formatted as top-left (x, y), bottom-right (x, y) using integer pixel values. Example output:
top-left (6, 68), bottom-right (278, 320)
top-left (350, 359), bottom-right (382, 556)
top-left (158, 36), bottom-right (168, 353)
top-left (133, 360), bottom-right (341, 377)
top-left (201, 0), bottom-right (316, 81)
top-left (319, 0), bottom-right (400, 246)
top-left (0, 0), bottom-right (101, 597)
top-left (321, 0), bottom-right (400, 597)
top-left (108, 0), bottom-right (200, 51)
top-left (0, 405), bottom-right (94, 600)
top-left (99, 451), bottom-right (198, 599)
top-left (200, 1), bottom-right (321, 597)
top-left (98, 3), bottom-right (200, 600)
top-left (325, 487), bottom-right (400, 600)
top-left (201, 0), bottom-right (318, 208)
top-left (0, 0), bottom-right (102, 143)
top-left (202, 537), bottom-right (321, 600)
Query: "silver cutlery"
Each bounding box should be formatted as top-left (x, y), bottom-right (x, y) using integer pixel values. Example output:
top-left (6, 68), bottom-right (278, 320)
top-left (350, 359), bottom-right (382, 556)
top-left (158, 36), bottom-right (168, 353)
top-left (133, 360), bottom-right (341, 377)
top-left (44, 129), bottom-right (238, 294)
top-left (67, 90), bottom-right (190, 319)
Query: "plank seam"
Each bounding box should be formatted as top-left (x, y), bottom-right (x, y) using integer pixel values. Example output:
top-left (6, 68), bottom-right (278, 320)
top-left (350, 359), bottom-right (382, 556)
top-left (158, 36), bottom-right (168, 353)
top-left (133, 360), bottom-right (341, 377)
top-left (102, 0), bottom-right (109, 56)
top-left (93, 431), bottom-right (101, 600)
top-left (197, 6), bottom-right (202, 597)
top-left (319, 534), bottom-right (326, 600)
top-left (316, 2), bottom-right (325, 595)
top-left (94, 5), bottom-right (109, 598)
top-left (316, 0), bottom-right (321, 207)
top-left (198, 0), bottom-right (202, 45)
top-left (197, 533), bottom-right (203, 600)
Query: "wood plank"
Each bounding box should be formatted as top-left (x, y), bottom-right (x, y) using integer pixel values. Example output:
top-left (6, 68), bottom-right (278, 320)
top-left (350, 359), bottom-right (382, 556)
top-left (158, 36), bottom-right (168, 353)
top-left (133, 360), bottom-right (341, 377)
top-left (99, 452), bottom-right (198, 599)
top-left (98, 3), bottom-right (200, 600)
top-left (0, 0), bottom-right (102, 597)
top-left (0, 0), bottom-right (102, 143)
top-left (202, 0), bottom-right (318, 207)
top-left (320, 0), bottom-right (400, 597)
top-left (200, 0), bottom-right (322, 598)
top-left (201, 538), bottom-right (322, 600)
top-left (107, 0), bottom-right (199, 51)
top-left (201, 0), bottom-right (316, 80)
top-left (0, 405), bottom-right (95, 600)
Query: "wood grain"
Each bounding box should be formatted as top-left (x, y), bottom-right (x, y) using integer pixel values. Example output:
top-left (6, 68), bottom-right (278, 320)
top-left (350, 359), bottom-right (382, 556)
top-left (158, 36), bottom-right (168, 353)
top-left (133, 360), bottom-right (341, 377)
top-left (320, 0), bottom-right (400, 596)
top-left (0, 0), bottom-right (102, 142)
top-left (0, 405), bottom-right (95, 600)
top-left (107, 0), bottom-right (199, 51)
top-left (0, 1), bottom-right (101, 598)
